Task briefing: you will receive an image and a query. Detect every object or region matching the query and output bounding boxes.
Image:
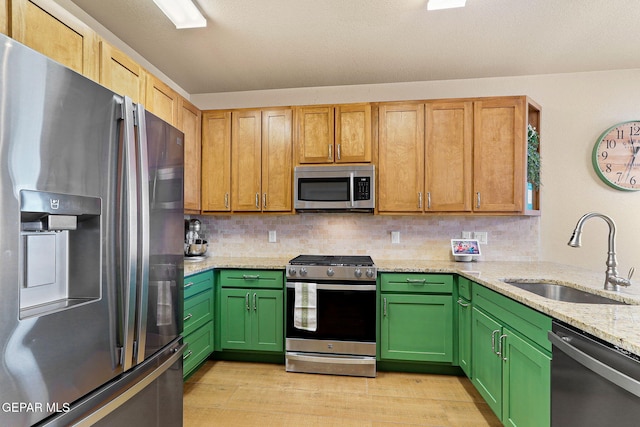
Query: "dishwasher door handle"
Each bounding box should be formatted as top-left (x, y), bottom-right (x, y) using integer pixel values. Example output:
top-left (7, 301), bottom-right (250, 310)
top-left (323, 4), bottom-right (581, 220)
top-left (548, 330), bottom-right (640, 398)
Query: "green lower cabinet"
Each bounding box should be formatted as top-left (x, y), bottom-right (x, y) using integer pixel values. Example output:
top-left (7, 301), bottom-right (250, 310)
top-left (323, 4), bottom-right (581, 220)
top-left (472, 306), bottom-right (550, 427)
top-left (380, 293), bottom-right (453, 362)
top-left (456, 296), bottom-right (472, 377)
top-left (183, 270), bottom-right (214, 379)
top-left (220, 288), bottom-right (283, 352)
top-left (183, 322), bottom-right (214, 378)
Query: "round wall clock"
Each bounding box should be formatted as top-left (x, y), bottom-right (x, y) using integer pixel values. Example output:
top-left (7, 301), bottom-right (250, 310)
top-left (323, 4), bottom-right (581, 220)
top-left (592, 120), bottom-right (640, 191)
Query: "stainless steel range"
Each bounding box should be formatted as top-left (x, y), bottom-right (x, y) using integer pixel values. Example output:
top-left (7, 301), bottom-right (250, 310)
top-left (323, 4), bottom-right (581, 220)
top-left (285, 255), bottom-right (377, 377)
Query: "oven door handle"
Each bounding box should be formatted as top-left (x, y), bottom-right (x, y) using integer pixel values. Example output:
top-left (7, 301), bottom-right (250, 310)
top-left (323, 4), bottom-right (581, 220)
top-left (287, 352), bottom-right (375, 365)
top-left (548, 330), bottom-right (640, 398)
top-left (286, 283), bottom-right (376, 291)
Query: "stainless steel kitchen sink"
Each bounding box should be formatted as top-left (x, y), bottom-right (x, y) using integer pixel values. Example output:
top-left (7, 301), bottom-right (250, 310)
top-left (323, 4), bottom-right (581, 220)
top-left (502, 281), bottom-right (630, 305)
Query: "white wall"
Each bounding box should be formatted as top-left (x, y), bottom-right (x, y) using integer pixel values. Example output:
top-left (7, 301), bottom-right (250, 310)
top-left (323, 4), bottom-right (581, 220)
top-left (193, 69), bottom-right (640, 274)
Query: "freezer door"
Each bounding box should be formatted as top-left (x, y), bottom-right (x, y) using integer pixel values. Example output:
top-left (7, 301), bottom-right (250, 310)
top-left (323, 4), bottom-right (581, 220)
top-left (0, 35), bottom-right (134, 426)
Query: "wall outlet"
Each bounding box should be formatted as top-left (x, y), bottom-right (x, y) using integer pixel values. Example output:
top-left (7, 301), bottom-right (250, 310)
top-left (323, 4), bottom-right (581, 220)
top-left (391, 231), bottom-right (400, 244)
top-left (474, 231), bottom-right (488, 245)
top-left (268, 230), bottom-right (277, 243)
top-left (461, 231), bottom-right (472, 239)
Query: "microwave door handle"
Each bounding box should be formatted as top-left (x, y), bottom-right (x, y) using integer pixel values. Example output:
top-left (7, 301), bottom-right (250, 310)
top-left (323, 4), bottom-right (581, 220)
top-left (350, 172), bottom-right (355, 207)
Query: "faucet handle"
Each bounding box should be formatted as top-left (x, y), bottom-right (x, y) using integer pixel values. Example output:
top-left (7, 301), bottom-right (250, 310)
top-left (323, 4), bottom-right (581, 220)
top-left (628, 267), bottom-right (635, 282)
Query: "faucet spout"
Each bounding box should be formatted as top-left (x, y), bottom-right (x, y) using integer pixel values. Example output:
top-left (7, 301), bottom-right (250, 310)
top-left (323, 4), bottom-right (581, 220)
top-left (568, 213), bottom-right (631, 290)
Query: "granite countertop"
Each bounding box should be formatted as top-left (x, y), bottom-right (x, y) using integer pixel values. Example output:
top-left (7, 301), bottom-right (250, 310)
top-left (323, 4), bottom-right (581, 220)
top-left (184, 256), bottom-right (640, 356)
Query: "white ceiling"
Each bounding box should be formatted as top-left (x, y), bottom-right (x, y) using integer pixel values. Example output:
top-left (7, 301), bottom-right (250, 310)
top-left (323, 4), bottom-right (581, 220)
top-left (69, 0), bottom-right (640, 95)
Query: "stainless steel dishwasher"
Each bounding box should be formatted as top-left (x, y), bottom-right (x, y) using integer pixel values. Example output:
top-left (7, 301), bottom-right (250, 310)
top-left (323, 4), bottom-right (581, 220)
top-left (549, 321), bottom-right (640, 426)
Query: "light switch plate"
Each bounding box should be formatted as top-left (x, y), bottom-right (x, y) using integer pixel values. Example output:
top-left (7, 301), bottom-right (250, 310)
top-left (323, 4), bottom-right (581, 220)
top-left (461, 231), bottom-right (472, 239)
top-left (268, 230), bottom-right (277, 243)
top-left (391, 231), bottom-right (400, 244)
top-left (474, 231), bottom-right (488, 245)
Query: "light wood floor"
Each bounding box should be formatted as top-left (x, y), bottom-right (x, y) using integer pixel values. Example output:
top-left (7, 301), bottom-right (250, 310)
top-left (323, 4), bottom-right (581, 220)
top-left (183, 360), bottom-right (501, 426)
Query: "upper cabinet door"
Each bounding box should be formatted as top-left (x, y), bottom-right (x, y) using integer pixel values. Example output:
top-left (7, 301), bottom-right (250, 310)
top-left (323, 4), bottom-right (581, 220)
top-left (99, 41), bottom-right (146, 105)
top-left (201, 111), bottom-right (231, 212)
top-left (297, 106), bottom-right (334, 163)
top-left (179, 98), bottom-right (202, 213)
top-left (232, 110), bottom-right (262, 212)
top-left (1, 0), bottom-right (8, 35)
top-left (377, 103), bottom-right (425, 213)
top-left (11, 0), bottom-right (99, 80)
top-left (335, 103), bottom-right (372, 163)
top-left (425, 101), bottom-right (473, 212)
top-left (145, 74), bottom-right (179, 127)
top-left (473, 97), bottom-right (525, 212)
top-left (261, 109), bottom-right (293, 212)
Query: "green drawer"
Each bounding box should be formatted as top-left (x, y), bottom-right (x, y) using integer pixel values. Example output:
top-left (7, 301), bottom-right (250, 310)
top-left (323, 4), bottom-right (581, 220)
top-left (184, 270), bottom-right (213, 299)
top-left (458, 277), bottom-right (472, 300)
top-left (473, 283), bottom-right (552, 352)
top-left (219, 269), bottom-right (284, 289)
top-left (380, 273), bottom-right (453, 294)
top-left (183, 322), bottom-right (214, 378)
top-left (184, 290), bottom-right (214, 336)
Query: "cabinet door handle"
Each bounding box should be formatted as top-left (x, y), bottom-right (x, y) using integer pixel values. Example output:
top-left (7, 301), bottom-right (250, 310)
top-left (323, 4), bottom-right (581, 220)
top-left (383, 297), bottom-right (388, 317)
top-left (491, 329), bottom-right (500, 355)
top-left (253, 292), bottom-right (257, 311)
top-left (182, 350), bottom-right (193, 360)
top-left (184, 313), bottom-right (193, 322)
top-left (255, 193), bottom-right (260, 209)
top-left (427, 192), bottom-right (431, 209)
top-left (457, 298), bottom-right (470, 307)
top-left (224, 193), bottom-right (229, 209)
top-left (328, 144), bottom-right (333, 160)
top-left (184, 281), bottom-right (194, 288)
top-left (418, 192), bottom-right (423, 209)
top-left (245, 292), bottom-right (250, 311)
top-left (476, 192), bottom-right (481, 209)
top-left (263, 193), bottom-right (267, 209)
top-left (337, 144), bottom-right (341, 160)
top-left (499, 334), bottom-right (508, 361)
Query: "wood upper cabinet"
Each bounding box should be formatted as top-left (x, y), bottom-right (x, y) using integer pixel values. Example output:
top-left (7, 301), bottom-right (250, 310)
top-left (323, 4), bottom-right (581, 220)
top-left (231, 108), bottom-right (293, 213)
top-left (425, 101), bottom-right (473, 212)
top-left (11, 0), bottom-right (99, 80)
top-left (1, 0), bottom-right (7, 35)
top-left (473, 97), bottom-right (525, 213)
top-left (145, 73), bottom-right (179, 127)
top-left (232, 110), bottom-right (263, 212)
top-left (378, 103), bottom-right (425, 213)
top-left (297, 103), bottom-right (371, 164)
top-left (99, 40), bottom-right (146, 105)
top-left (201, 111), bottom-right (231, 212)
top-left (261, 109), bottom-right (293, 212)
top-left (179, 98), bottom-right (202, 213)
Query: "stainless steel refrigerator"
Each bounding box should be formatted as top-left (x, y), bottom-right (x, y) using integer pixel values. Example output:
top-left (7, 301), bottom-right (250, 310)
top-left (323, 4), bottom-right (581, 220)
top-left (0, 34), bottom-right (185, 426)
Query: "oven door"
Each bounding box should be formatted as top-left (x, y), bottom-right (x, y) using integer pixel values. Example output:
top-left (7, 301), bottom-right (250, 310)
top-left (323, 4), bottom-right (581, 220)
top-left (285, 281), bottom-right (376, 355)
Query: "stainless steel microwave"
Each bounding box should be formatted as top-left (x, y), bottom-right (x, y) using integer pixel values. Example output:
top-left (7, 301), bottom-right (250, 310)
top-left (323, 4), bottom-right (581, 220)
top-left (294, 165), bottom-right (375, 212)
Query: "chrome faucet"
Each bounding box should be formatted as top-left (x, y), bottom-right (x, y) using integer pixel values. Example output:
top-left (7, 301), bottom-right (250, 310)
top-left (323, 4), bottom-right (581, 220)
top-left (568, 212), bottom-right (633, 291)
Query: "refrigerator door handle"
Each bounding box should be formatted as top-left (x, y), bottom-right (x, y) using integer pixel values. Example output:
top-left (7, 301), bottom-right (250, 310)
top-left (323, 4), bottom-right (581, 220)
top-left (133, 103), bottom-right (150, 365)
top-left (120, 97), bottom-right (139, 372)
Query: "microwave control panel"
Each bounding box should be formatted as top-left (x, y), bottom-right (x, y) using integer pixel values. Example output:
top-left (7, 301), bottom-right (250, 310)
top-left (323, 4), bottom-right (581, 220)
top-left (354, 177), bottom-right (371, 200)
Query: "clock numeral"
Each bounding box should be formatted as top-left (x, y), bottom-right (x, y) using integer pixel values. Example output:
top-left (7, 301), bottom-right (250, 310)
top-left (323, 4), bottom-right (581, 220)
top-left (631, 125), bottom-right (640, 136)
top-left (605, 139), bottom-right (617, 149)
top-left (631, 176), bottom-right (637, 186)
top-left (606, 163), bottom-right (612, 173)
top-left (617, 129), bottom-right (625, 139)
top-left (616, 172), bottom-right (623, 182)
top-left (601, 151), bottom-right (609, 160)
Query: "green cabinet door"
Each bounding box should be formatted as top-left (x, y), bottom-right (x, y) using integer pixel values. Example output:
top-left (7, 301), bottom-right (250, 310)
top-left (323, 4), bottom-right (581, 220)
top-left (457, 297), bottom-right (472, 377)
top-left (502, 327), bottom-right (551, 427)
top-left (380, 293), bottom-right (453, 362)
top-left (252, 290), bottom-right (284, 352)
top-left (220, 288), bottom-right (252, 350)
top-left (471, 307), bottom-right (503, 418)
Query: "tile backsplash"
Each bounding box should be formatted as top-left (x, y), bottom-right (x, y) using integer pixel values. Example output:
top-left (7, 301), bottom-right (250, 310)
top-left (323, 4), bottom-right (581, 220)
top-left (185, 214), bottom-right (540, 262)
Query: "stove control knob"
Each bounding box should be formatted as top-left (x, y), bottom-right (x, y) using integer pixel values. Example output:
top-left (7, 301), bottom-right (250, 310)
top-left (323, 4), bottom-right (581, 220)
top-left (327, 268), bottom-right (335, 277)
top-left (300, 268), bottom-right (307, 277)
top-left (288, 267), bottom-right (297, 276)
top-left (354, 268), bottom-right (362, 278)
top-left (365, 269), bottom-right (375, 278)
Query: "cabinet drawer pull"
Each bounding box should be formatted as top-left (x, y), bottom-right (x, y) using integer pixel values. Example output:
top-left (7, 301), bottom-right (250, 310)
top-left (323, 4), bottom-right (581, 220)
top-left (184, 313), bottom-right (193, 322)
top-left (242, 274), bottom-right (260, 280)
top-left (457, 298), bottom-right (470, 307)
top-left (253, 292), bottom-right (257, 311)
top-left (491, 329), bottom-right (500, 355)
top-left (406, 278), bottom-right (427, 284)
top-left (245, 292), bottom-right (250, 311)
top-left (184, 282), bottom-right (194, 288)
top-left (383, 297), bottom-right (388, 317)
top-left (499, 334), bottom-right (508, 361)
top-left (183, 350), bottom-right (193, 360)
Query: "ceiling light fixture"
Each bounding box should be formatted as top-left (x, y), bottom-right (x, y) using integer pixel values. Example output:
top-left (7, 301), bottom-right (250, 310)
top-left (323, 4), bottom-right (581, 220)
top-left (152, 0), bottom-right (206, 29)
top-left (427, 0), bottom-right (467, 11)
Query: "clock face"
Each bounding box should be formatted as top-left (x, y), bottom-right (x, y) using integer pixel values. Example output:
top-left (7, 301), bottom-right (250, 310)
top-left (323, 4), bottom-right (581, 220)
top-left (592, 120), bottom-right (640, 191)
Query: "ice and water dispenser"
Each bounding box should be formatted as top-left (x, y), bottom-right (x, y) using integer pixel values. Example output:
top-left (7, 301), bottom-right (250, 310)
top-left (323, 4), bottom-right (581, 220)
top-left (19, 190), bottom-right (101, 317)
